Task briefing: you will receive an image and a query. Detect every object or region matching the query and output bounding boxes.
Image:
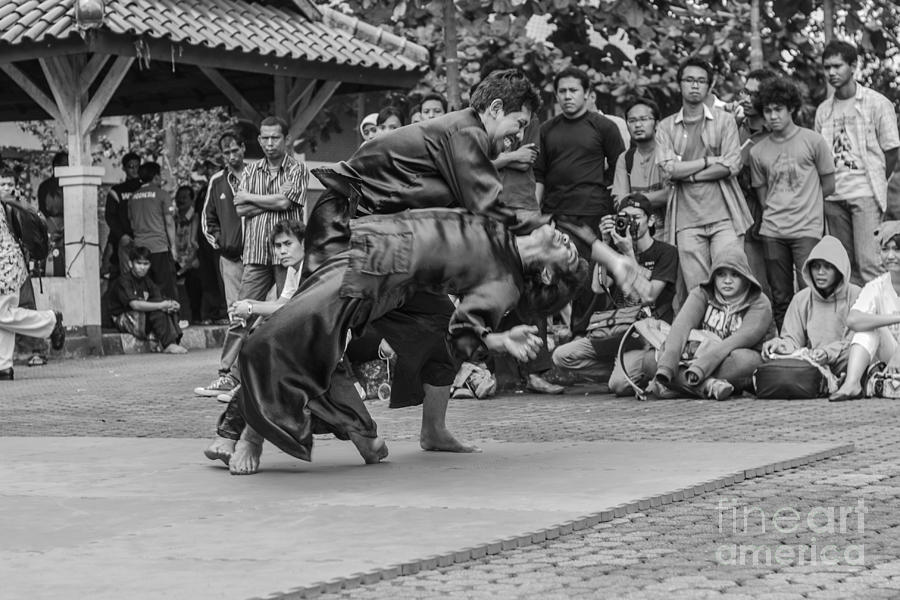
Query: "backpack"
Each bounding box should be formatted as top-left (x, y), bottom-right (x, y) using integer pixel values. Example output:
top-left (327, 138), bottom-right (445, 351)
top-left (4, 202), bottom-right (50, 262)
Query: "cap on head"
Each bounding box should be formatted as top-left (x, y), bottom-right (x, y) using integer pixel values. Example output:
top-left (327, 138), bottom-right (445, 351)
top-left (618, 193), bottom-right (652, 216)
top-left (876, 220), bottom-right (900, 247)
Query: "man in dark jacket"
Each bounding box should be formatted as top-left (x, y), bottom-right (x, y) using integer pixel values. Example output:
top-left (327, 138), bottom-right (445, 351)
top-left (104, 152), bottom-right (142, 279)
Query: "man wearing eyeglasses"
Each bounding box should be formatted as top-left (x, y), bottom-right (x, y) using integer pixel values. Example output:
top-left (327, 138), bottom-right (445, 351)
top-left (656, 56), bottom-right (753, 291)
top-left (612, 97), bottom-right (668, 234)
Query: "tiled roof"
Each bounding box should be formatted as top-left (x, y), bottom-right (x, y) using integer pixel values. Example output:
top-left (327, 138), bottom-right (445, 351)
top-left (0, 0), bottom-right (428, 73)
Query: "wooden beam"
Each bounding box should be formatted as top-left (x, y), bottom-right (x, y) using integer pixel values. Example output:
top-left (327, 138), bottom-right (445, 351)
top-left (78, 53), bottom-right (110, 93)
top-left (81, 55), bottom-right (134, 134)
top-left (198, 66), bottom-right (263, 123)
top-left (0, 63), bottom-right (62, 122)
top-left (40, 56), bottom-right (90, 165)
top-left (288, 80), bottom-right (340, 141)
top-left (288, 78), bottom-right (316, 113)
top-left (39, 56), bottom-right (76, 129)
top-left (274, 75), bottom-right (289, 122)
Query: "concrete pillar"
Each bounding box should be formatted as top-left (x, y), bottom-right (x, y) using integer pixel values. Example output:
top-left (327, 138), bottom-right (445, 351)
top-left (56, 165), bottom-right (105, 354)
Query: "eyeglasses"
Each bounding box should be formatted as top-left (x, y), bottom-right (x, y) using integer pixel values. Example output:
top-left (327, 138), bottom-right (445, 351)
top-left (626, 116), bottom-right (655, 124)
top-left (681, 77), bottom-right (709, 87)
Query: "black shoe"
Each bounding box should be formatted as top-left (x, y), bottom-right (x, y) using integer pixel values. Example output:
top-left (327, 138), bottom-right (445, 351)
top-left (0, 368), bottom-right (13, 380)
top-left (50, 311), bottom-right (66, 351)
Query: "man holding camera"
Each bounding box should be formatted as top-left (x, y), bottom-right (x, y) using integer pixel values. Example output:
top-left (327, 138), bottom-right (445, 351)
top-left (552, 194), bottom-right (678, 395)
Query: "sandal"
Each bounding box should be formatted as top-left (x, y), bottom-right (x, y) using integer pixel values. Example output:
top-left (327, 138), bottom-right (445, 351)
top-left (27, 354), bottom-right (47, 367)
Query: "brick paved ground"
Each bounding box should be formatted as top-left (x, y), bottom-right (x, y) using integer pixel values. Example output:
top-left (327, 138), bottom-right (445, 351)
top-left (4, 349), bottom-right (900, 599)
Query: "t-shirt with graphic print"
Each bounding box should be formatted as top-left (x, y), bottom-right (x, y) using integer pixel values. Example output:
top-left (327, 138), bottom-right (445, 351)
top-left (830, 97), bottom-right (871, 200)
top-left (749, 127), bottom-right (834, 239)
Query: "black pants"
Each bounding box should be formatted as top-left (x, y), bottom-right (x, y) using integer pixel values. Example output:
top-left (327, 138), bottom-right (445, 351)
top-left (149, 252), bottom-right (178, 301)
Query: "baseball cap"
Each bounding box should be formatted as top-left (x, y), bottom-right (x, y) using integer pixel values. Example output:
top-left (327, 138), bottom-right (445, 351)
top-left (617, 193), bottom-right (653, 216)
top-left (876, 220), bottom-right (900, 247)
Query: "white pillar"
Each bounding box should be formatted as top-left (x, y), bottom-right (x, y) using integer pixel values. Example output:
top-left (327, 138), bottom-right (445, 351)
top-left (56, 165), bottom-right (105, 353)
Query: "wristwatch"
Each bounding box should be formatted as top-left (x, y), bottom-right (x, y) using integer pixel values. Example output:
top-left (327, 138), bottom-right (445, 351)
top-left (246, 302), bottom-right (254, 317)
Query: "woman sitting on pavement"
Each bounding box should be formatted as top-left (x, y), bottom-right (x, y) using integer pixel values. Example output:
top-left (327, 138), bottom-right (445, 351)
top-left (830, 222), bottom-right (900, 401)
top-left (644, 246), bottom-right (774, 401)
top-left (763, 235), bottom-right (860, 380)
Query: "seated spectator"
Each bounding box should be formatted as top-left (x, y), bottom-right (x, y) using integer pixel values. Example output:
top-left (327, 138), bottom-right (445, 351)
top-left (376, 106), bottom-right (404, 135)
top-left (763, 236), bottom-right (860, 377)
top-left (109, 246), bottom-right (186, 354)
top-left (645, 247), bottom-right (773, 400)
top-left (552, 194), bottom-right (678, 395)
top-left (830, 222), bottom-right (900, 401)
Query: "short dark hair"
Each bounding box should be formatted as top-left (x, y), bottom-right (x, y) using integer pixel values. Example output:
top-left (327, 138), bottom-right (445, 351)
top-left (122, 152), bottom-right (141, 167)
top-left (755, 77), bottom-right (803, 114)
top-left (51, 151), bottom-right (68, 167)
top-left (517, 258), bottom-right (591, 318)
top-left (553, 66), bottom-right (591, 93)
top-left (377, 106), bottom-right (404, 126)
top-left (470, 68), bottom-right (542, 115)
top-left (259, 115), bottom-right (289, 136)
top-left (677, 56), bottom-right (715, 84)
top-left (420, 92), bottom-right (448, 112)
top-left (407, 103), bottom-right (422, 122)
top-left (746, 68), bottom-right (779, 85)
top-left (269, 219), bottom-right (306, 245)
top-left (129, 246), bottom-right (153, 262)
top-left (0, 166), bottom-right (15, 179)
top-left (822, 40), bottom-right (858, 65)
top-left (175, 184), bottom-right (194, 199)
top-left (138, 162), bottom-right (161, 183)
top-left (218, 131), bottom-right (243, 150)
top-left (624, 97), bottom-right (660, 121)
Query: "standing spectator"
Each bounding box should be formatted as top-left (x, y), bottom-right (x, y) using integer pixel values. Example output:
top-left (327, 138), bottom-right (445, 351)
top-left (376, 107), bottom-right (404, 135)
top-left (128, 162), bottom-right (177, 300)
top-left (750, 77), bottom-right (835, 329)
top-left (0, 169), bottom-right (65, 380)
top-left (359, 113), bottom-right (379, 143)
top-left (420, 92), bottom-right (448, 120)
top-left (736, 68), bottom-right (779, 298)
top-left (815, 40), bottom-right (900, 285)
top-left (195, 115), bottom-right (308, 398)
top-left (408, 104), bottom-right (423, 125)
top-left (656, 56), bottom-right (753, 291)
top-left (104, 152), bottom-right (142, 278)
top-left (174, 184), bottom-right (201, 322)
top-left (202, 132), bottom-right (245, 310)
top-left (535, 66), bottom-right (625, 254)
top-left (612, 98), bottom-right (668, 229)
top-left (36, 151), bottom-right (68, 276)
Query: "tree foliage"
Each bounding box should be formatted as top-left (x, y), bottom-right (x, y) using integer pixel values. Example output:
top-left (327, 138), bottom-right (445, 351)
top-left (330, 0), bottom-right (900, 118)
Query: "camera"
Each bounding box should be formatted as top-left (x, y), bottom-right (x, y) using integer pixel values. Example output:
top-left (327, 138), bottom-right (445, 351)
top-left (614, 212), bottom-right (639, 238)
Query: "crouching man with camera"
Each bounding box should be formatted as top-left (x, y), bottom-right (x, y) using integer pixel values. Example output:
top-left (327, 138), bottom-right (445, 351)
top-left (552, 193), bottom-right (679, 395)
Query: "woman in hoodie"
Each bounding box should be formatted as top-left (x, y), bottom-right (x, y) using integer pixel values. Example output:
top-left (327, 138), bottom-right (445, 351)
top-left (644, 247), bottom-right (774, 400)
top-left (763, 235), bottom-right (860, 377)
top-left (829, 221), bottom-right (900, 402)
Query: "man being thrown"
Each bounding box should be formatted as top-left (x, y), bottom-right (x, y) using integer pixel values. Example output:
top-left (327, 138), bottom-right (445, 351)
top-left (229, 208), bottom-right (648, 475)
top-left (303, 68), bottom-right (544, 454)
top-left (763, 235), bottom-right (860, 380)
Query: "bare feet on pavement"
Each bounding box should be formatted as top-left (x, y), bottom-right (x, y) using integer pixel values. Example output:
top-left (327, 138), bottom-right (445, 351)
top-left (350, 433), bottom-right (389, 464)
top-left (230, 426), bottom-right (264, 475)
top-left (203, 435), bottom-right (236, 465)
top-left (420, 428), bottom-right (482, 453)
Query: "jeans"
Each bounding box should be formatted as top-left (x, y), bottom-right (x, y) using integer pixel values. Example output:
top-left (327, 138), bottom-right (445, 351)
top-left (219, 256), bottom-right (243, 306)
top-left (676, 219), bottom-right (742, 292)
top-left (760, 236), bottom-right (819, 331)
top-left (825, 197), bottom-right (883, 285)
top-left (643, 347), bottom-right (763, 396)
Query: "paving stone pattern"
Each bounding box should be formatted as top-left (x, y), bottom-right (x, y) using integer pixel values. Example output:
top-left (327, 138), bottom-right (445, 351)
top-left (4, 350), bottom-right (900, 599)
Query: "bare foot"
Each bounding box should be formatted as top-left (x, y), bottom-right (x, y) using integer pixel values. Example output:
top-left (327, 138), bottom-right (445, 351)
top-left (230, 440), bottom-right (262, 475)
top-left (829, 382), bottom-right (862, 402)
top-left (420, 428), bottom-right (482, 453)
top-left (203, 435), bottom-right (236, 465)
top-left (350, 433), bottom-right (389, 464)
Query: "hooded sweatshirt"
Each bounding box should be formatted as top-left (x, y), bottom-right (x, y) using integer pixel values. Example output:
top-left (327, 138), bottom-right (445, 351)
top-left (779, 235), bottom-right (861, 362)
top-left (656, 246), bottom-right (773, 383)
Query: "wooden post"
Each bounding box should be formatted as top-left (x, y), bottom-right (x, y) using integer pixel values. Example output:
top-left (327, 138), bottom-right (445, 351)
top-left (824, 0), bottom-right (834, 43)
top-left (443, 0), bottom-right (460, 110)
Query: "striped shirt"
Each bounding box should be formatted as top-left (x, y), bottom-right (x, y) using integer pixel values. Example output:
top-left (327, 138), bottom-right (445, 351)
top-left (239, 154), bottom-right (308, 265)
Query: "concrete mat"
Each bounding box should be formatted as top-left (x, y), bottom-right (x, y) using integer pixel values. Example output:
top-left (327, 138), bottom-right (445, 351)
top-left (0, 437), bottom-right (851, 599)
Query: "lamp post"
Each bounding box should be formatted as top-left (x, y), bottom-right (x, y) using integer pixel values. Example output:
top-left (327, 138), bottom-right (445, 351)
top-left (75, 0), bottom-right (105, 31)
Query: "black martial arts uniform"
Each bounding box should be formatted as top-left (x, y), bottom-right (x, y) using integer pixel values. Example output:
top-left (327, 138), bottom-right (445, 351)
top-left (239, 209), bottom-right (527, 462)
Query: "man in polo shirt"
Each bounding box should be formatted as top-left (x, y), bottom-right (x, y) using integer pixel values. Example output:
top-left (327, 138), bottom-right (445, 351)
top-left (195, 116), bottom-right (307, 398)
top-left (815, 40), bottom-right (900, 285)
top-left (128, 162), bottom-right (177, 300)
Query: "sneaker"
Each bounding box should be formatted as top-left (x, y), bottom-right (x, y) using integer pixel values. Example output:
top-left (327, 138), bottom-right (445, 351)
top-left (50, 311), bottom-right (65, 350)
top-left (163, 343), bottom-right (188, 354)
top-left (703, 378), bottom-right (734, 401)
top-left (0, 367), bottom-right (13, 381)
top-left (217, 384), bottom-right (240, 404)
top-left (526, 374), bottom-right (565, 395)
top-left (194, 374), bottom-right (238, 397)
top-left (26, 354), bottom-right (47, 367)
